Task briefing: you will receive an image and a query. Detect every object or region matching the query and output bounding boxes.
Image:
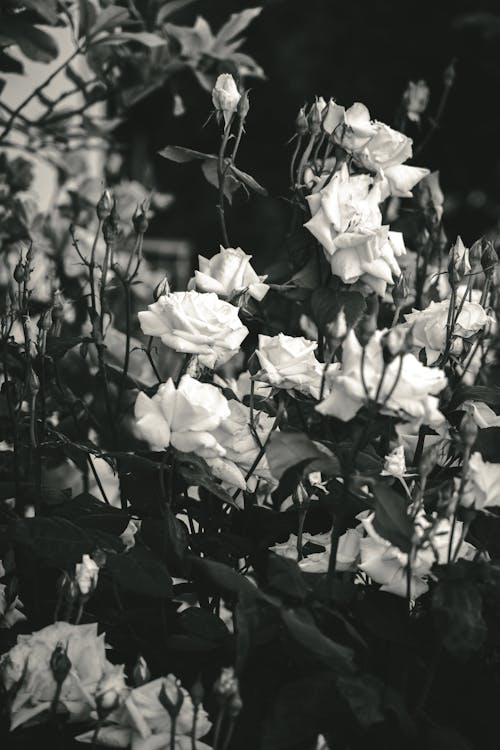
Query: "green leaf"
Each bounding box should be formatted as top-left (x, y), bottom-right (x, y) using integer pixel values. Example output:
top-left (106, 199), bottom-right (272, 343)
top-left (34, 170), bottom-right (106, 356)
top-left (0, 20), bottom-right (59, 63)
top-left (262, 672), bottom-right (337, 750)
top-left (52, 493), bottom-right (129, 535)
top-left (107, 545), bottom-right (173, 598)
top-left (88, 5), bottom-right (130, 38)
top-left (78, 0), bottom-right (97, 39)
top-left (45, 336), bottom-right (83, 359)
top-left (281, 609), bottom-right (354, 673)
top-left (311, 288), bottom-right (366, 331)
top-left (23, 0), bottom-right (58, 24)
top-left (157, 0), bottom-right (198, 24)
top-left (189, 556), bottom-right (258, 598)
top-left (432, 572), bottom-right (486, 656)
top-left (473, 426), bottom-right (500, 463)
top-left (212, 8), bottom-right (262, 56)
top-left (178, 606), bottom-right (229, 642)
top-left (267, 431), bottom-right (339, 480)
top-left (142, 507), bottom-right (189, 577)
top-left (176, 452), bottom-right (237, 506)
top-left (10, 517), bottom-right (122, 567)
top-left (95, 31), bottom-right (167, 48)
top-left (450, 384), bottom-right (500, 409)
top-left (229, 164), bottom-right (268, 196)
top-left (158, 145), bottom-right (215, 163)
top-left (337, 673), bottom-right (385, 728)
top-left (267, 554), bottom-right (309, 601)
top-left (372, 483), bottom-right (413, 553)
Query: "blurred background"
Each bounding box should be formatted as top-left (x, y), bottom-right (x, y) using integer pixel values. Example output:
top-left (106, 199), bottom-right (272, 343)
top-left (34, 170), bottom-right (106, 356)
top-left (3, 0), bottom-right (500, 282)
top-left (115, 0), bottom-right (500, 269)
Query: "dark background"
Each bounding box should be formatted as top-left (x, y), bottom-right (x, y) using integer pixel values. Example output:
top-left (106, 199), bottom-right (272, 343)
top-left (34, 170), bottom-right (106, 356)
top-left (120, 0), bottom-right (500, 270)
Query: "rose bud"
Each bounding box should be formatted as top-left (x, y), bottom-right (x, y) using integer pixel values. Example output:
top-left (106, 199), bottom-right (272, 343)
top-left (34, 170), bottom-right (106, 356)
top-left (295, 105), bottom-right (309, 136)
top-left (96, 189), bottom-right (113, 221)
top-left (50, 643), bottom-right (71, 686)
top-left (212, 74), bottom-right (241, 128)
top-left (132, 655), bottom-right (151, 687)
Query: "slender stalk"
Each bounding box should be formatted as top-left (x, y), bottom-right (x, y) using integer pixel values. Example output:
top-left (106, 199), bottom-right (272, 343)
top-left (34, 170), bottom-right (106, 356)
top-left (217, 120), bottom-right (234, 246)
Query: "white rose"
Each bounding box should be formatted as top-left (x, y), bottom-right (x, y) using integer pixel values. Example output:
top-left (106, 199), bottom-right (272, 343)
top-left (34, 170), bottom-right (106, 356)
top-left (212, 73), bottom-right (241, 127)
top-left (359, 511), bottom-right (474, 599)
top-left (357, 121), bottom-right (413, 171)
top-left (403, 80), bottom-right (430, 123)
top-left (404, 298), bottom-right (493, 365)
top-left (0, 585), bottom-right (25, 628)
top-left (271, 528), bottom-right (361, 573)
top-left (379, 165), bottom-right (429, 200)
top-left (381, 445), bottom-right (406, 479)
top-left (317, 329), bottom-right (447, 424)
top-left (463, 452), bottom-right (500, 510)
top-left (77, 676), bottom-right (211, 749)
top-left (138, 290), bottom-right (248, 369)
top-left (304, 164), bottom-right (405, 295)
top-left (135, 375), bottom-right (230, 456)
top-left (189, 247), bottom-right (268, 302)
top-left (255, 334), bottom-right (330, 399)
top-left (332, 102), bottom-right (378, 151)
top-left (462, 401), bottom-right (500, 429)
top-left (207, 399), bottom-right (276, 494)
top-left (95, 665), bottom-right (128, 713)
top-left (75, 554), bottom-right (99, 596)
top-left (0, 622), bottom-right (115, 730)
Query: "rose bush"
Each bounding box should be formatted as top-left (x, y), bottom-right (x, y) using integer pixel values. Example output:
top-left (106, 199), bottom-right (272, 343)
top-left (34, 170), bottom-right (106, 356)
top-left (2, 20), bottom-right (500, 750)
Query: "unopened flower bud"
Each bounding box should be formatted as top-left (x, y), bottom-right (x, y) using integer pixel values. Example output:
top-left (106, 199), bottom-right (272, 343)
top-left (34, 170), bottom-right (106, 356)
top-left (75, 553), bottom-right (99, 596)
top-left (50, 643), bottom-right (71, 685)
top-left (295, 106), bottom-right (309, 136)
top-left (133, 203), bottom-right (149, 235)
top-left (103, 204), bottom-right (120, 244)
top-left (308, 97), bottom-right (325, 136)
top-left (97, 190), bottom-right (113, 221)
top-left (159, 677), bottom-right (184, 718)
top-left (95, 666), bottom-right (127, 715)
top-left (481, 242), bottom-right (497, 277)
top-left (443, 59), bottom-right (456, 89)
top-left (212, 74), bottom-right (241, 128)
top-left (381, 326), bottom-right (407, 362)
top-left (38, 310), bottom-right (52, 332)
top-left (27, 367), bottom-right (39, 396)
top-left (154, 275), bottom-right (171, 301)
top-left (13, 262), bottom-right (24, 284)
top-left (419, 444), bottom-right (440, 479)
top-left (469, 238), bottom-right (483, 265)
top-left (392, 274), bottom-right (409, 307)
top-left (292, 481), bottom-right (309, 508)
top-left (448, 236), bottom-right (471, 286)
top-left (237, 90), bottom-right (250, 122)
top-left (460, 413), bottom-right (478, 448)
top-left (132, 655), bottom-right (151, 687)
top-left (403, 79), bottom-right (430, 123)
top-left (214, 667), bottom-right (242, 717)
top-left (190, 677), bottom-right (204, 708)
top-left (97, 189), bottom-right (113, 221)
top-left (326, 308), bottom-right (347, 342)
top-left (356, 312), bottom-right (377, 348)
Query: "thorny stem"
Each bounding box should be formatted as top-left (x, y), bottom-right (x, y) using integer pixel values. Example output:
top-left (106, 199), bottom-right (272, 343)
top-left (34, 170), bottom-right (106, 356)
top-left (217, 119), bottom-right (234, 247)
top-left (414, 59), bottom-right (456, 158)
top-left (447, 445), bottom-right (471, 563)
top-left (231, 392), bottom-right (287, 503)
